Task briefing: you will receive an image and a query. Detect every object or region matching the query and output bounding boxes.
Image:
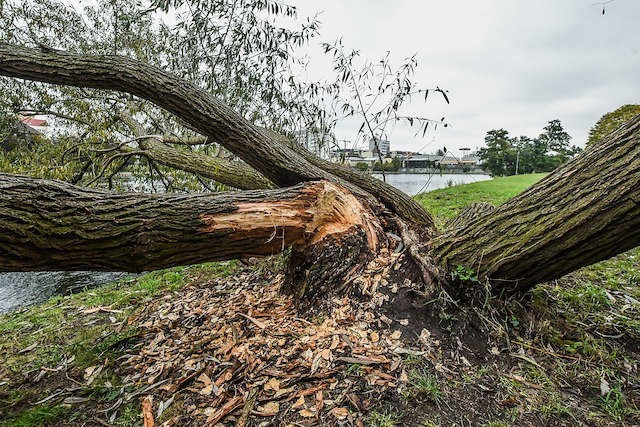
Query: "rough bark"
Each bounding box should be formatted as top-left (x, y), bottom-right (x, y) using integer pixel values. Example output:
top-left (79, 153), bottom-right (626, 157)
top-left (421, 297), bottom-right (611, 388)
top-left (433, 114), bottom-right (640, 292)
top-left (0, 174), bottom-right (379, 279)
top-left (0, 43), bottom-right (435, 228)
top-left (116, 112), bottom-right (274, 190)
top-left (118, 139), bottom-right (273, 190)
top-left (445, 202), bottom-right (496, 232)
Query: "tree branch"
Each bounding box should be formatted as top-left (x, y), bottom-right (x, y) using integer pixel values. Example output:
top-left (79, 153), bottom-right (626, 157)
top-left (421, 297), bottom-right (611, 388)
top-left (0, 175), bottom-right (378, 273)
top-left (0, 42), bottom-right (435, 227)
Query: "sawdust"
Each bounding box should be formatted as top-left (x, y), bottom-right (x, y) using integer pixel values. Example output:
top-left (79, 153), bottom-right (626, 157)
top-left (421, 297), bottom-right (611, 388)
top-left (118, 251), bottom-right (435, 425)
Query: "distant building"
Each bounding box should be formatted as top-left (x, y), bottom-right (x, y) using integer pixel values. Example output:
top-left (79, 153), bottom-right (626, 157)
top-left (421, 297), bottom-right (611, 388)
top-left (368, 136), bottom-right (390, 156)
top-left (438, 154), bottom-right (480, 167)
top-left (1, 115), bottom-right (48, 150)
top-left (294, 129), bottom-right (330, 159)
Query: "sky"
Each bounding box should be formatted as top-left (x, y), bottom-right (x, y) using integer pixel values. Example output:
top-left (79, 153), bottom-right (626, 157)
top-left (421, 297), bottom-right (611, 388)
top-left (294, 0), bottom-right (640, 155)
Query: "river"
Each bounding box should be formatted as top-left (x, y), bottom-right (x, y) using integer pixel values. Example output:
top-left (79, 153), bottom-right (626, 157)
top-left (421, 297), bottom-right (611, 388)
top-left (0, 173), bottom-right (490, 313)
top-left (372, 172), bottom-right (491, 195)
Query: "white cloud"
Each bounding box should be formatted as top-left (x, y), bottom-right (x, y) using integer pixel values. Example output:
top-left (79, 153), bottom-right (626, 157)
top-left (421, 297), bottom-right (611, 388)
top-left (295, 0), bottom-right (640, 153)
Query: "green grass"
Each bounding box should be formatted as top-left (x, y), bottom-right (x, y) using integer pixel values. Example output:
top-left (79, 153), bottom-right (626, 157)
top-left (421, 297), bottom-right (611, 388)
top-left (415, 173), bottom-right (547, 223)
top-left (0, 261), bottom-right (239, 425)
top-left (367, 410), bottom-right (401, 427)
top-left (2, 404), bottom-right (69, 427)
top-left (405, 370), bottom-right (444, 403)
top-left (414, 173), bottom-right (640, 424)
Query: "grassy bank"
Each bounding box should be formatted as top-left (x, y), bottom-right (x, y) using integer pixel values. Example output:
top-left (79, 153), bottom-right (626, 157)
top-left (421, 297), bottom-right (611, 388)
top-left (415, 173), bottom-right (547, 224)
top-left (1, 173), bottom-right (638, 426)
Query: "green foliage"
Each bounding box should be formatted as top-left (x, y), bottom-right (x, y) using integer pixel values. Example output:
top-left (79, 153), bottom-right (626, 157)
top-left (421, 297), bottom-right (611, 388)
top-left (587, 104), bottom-right (640, 148)
top-left (355, 162), bottom-right (369, 171)
top-left (452, 264), bottom-right (478, 282)
top-left (478, 129), bottom-right (515, 176)
top-left (479, 120), bottom-right (581, 177)
top-left (0, 133), bottom-right (85, 180)
top-left (372, 157), bottom-right (401, 172)
top-left (0, 0), bottom-right (332, 189)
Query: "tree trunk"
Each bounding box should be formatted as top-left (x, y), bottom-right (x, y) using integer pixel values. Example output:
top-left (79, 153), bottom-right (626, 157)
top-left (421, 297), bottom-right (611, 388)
top-left (115, 110), bottom-right (274, 190)
top-left (0, 174), bottom-right (379, 284)
top-left (433, 115), bottom-right (640, 292)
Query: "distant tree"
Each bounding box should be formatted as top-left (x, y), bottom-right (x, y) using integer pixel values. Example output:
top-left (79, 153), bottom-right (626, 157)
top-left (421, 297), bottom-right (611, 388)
top-left (478, 129), bottom-right (516, 176)
top-left (538, 119), bottom-right (580, 163)
top-left (511, 136), bottom-right (536, 174)
top-left (355, 162), bottom-right (369, 171)
top-left (587, 104), bottom-right (640, 148)
top-left (480, 121), bottom-right (579, 176)
top-left (372, 157), bottom-right (401, 172)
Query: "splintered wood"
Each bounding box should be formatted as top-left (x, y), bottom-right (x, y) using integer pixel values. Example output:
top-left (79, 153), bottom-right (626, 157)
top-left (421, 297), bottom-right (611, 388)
top-left (121, 250), bottom-right (433, 425)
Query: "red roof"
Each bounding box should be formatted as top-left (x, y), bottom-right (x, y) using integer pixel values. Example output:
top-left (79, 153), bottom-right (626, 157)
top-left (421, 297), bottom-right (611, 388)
top-left (19, 116), bottom-right (48, 127)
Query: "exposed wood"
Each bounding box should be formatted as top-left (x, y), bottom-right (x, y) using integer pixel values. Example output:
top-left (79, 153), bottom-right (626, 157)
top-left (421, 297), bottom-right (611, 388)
top-left (433, 114), bottom-right (640, 292)
top-left (1, 42), bottom-right (640, 296)
top-left (0, 174), bottom-right (378, 274)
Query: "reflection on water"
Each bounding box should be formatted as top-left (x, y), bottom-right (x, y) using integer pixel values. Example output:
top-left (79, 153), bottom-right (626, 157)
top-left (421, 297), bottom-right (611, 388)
top-left (372, 173), bottom-right (491, 195)
top-left (0, 271), bottom-right (130, 313)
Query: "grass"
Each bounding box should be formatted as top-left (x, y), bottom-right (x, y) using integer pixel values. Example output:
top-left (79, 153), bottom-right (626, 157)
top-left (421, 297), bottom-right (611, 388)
top-left (413, 174), bottom-right (640, 425)
top-left (405, 369), bottom-right (444, 404)
top-left (0, 261), bottom-right (239, 426)
top-left (415, 173), bottom-right (546, 225)
top-left (3, 405), bottom-right (69, 427)
top-left (367, 410), bottom-right (401, 427)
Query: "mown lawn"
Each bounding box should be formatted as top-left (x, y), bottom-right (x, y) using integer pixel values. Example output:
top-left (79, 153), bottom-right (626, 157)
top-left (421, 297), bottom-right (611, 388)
top-left (416, 173), bottom-right (547, 224)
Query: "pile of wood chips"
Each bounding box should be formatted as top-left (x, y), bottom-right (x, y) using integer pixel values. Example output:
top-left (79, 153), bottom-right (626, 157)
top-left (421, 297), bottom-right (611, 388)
top-left (121, 249), bottom-right (436, 426)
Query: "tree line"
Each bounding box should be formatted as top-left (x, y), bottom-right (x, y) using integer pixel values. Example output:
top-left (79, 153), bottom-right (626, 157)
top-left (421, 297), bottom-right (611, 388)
top-left (479, 119), bottom-right (582, 176)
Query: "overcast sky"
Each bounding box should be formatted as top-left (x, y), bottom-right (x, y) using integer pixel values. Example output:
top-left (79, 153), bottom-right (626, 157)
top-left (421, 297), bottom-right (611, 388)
top-left (294, 0), bottom-right (639, 154)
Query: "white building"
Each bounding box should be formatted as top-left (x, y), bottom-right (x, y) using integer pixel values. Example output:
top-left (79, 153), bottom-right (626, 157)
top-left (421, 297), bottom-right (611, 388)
top-left (368, 136), bottom-right (390, 156)
top-left (294, 129), bottom-right (330, 159)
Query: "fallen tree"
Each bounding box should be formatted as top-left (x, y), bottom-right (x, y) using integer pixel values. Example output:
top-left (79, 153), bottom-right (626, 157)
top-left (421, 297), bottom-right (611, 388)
top-left (1, 42), bottom-right (639, 298)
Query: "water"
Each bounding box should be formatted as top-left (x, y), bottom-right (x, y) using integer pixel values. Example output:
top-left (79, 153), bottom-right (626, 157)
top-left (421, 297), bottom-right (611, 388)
top-left (0, 173), bottom-right (490, 313)
top-left (372, 172), bottom-right (491, 195)
top-left (0, 271), bottom-right (130, 313)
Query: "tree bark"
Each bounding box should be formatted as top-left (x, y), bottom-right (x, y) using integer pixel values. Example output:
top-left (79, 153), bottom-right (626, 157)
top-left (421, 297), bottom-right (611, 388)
top-left (445, 202), bottom-right (495, 232)
top-left (0, 174), bottom-right (379, 279)
top-left (433, 114), bottom-right (640, 292)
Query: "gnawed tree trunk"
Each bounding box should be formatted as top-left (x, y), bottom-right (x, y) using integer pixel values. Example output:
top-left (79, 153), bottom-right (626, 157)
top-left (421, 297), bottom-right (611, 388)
top-left (0, 42), bottom-right (640, 298)
top-left (0, 174), bottom-right (381, 294)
